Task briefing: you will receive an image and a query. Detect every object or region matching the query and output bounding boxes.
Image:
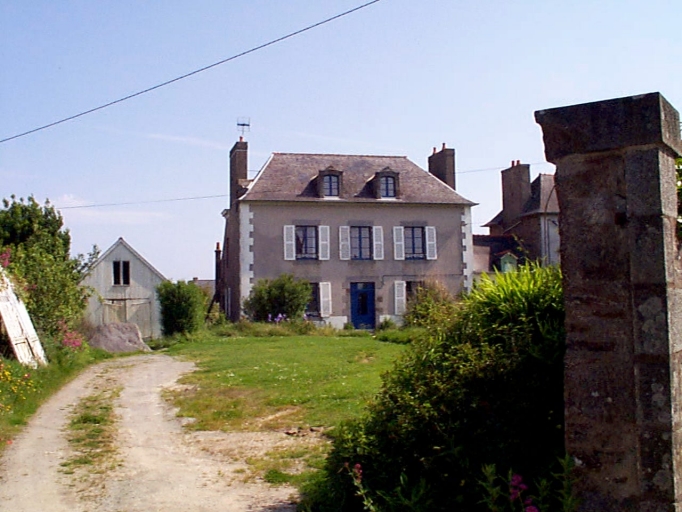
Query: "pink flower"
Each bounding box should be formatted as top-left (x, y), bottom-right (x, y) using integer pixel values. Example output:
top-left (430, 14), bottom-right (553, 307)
top-left (525, 506), bottom-right (539, 512)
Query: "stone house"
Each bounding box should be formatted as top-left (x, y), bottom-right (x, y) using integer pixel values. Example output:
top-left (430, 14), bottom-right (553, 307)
top-left (473, 161), bottom-right (559, 276)
top-left (81, 237), bottom-right (166, 339)
top-left (217, 139), bottom-right (475, 328)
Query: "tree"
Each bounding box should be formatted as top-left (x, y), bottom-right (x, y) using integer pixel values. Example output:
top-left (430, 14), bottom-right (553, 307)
top-left (0, 196), bottom-right (97, 334)
top-left (243, 274), bottom-right (311, 322)
top-left (156, 280), bottom-right (206, 335)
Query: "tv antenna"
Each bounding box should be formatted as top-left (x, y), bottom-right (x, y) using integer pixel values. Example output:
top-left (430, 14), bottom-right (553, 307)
top-left (237, 117), bottom-right (251, 136)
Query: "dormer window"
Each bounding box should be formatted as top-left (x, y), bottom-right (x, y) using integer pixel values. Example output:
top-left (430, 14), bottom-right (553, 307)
top-left (318, 167), bottom-right (343, 198)
top-left (323, 174), bottom-right (339, 197)
top-left (380, 176), bottom-right (396, 198)
top-left (373, 168), bottom-right (400, 199)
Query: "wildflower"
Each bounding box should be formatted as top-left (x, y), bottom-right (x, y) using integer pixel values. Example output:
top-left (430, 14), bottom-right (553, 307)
top-left (525, 506), bottom-right (539, 512)
top-left (0, 248), bottom-right (10, 268)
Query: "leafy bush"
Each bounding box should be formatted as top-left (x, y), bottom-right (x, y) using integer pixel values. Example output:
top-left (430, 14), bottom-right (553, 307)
top-left (373, 326), bottom-right (428, 345)
top-left (243, 274), bottom-right (311, 322)
top-left (156, 280), bottom-right (206, 336)
top-left (308, 264), bottom-right (565, 511)
top-left (402, 280), bottom-right (458, 334)
top-left (0, 196), bottom-right (98, 334)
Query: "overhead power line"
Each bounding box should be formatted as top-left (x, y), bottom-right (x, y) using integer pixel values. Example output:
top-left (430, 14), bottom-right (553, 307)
top-left (0, 0), bottom-right (383, 145)
top-left (56, 161), bottom-right (554, 210)
top-left (57, 194), bottom-right (227, 210)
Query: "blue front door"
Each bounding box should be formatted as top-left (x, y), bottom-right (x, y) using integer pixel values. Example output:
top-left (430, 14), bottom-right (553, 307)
top-left (350, 282), bottom-right (375, 329)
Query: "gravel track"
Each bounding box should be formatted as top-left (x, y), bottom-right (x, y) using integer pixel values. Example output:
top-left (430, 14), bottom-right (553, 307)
top-left (0, 354), bottom-right (299, 511)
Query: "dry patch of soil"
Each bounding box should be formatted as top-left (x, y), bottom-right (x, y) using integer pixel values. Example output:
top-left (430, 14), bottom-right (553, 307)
top-left (0, 354), bottom-right (326, 511)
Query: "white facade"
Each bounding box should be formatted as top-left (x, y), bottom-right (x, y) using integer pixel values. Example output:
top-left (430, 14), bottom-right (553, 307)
top-left (81, 238), bottom-right (166, 339)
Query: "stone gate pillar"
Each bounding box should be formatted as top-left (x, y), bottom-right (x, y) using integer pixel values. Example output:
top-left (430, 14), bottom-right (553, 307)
top-left (535, 93), bottom-right (682, 511)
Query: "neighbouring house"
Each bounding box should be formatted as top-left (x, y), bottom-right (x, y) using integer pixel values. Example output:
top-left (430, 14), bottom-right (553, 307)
top-left (473, 160), bottom-right (559, 277)
top-left (217, 138), bottom-right (475, 328)
top-left (81, 237), bottom-right (166, 339)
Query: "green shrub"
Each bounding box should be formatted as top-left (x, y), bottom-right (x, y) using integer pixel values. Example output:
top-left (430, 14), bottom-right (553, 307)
top-left (243, 274), bottom-right (311, 322)
top-left (309, 264), bottom-right (565, 511)
top-left (0, 196), bottom-right (98, 335)
top-left (402, 280), bottom-right (458, 334)
top-left (156, 281), bottom-right (206, 336)
top-left (374, 326), bottom-right (428, 345)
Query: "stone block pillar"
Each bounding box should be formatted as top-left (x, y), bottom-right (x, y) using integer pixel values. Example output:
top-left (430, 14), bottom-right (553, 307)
top-left (535, 93), bottom-right (682, 511)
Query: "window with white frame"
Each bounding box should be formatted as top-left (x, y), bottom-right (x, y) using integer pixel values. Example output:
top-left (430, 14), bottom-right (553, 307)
top-left (404, 227), bottom-right (425, 260)
top-left (284, 225), bottom-right (330, 261)
top-left (351, 226), bottom-right (372, 260)
top-left (393, 226), bottom-right (437, 260)
top-left (340, 225), bottom-right (384, 261)
top-left (322, 174), bottom-right (340, 197)
top-left (380, 175), bottom-right (396, 198)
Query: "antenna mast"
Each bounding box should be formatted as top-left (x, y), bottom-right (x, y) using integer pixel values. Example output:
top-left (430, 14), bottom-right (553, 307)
top-left (237, 117), bottom-right (251, 137)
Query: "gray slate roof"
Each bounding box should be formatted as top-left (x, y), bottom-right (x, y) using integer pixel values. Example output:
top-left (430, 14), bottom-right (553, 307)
top-left (241, 153), bottom-right (474, 205)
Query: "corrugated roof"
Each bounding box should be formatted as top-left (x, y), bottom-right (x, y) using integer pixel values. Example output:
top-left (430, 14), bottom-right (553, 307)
top-left (241, 153), bottom-right (474, 205)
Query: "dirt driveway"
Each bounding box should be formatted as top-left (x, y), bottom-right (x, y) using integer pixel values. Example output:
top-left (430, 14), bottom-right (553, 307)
top-left (0, 354), bottom-right (302, 511)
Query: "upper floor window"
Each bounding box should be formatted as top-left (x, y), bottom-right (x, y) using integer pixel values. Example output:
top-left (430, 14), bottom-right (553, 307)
top-left (322, 174), bottom-right (340, 197)
top-left (393, 226), bottom-right (437, 260)
top-left (404, 227), bottom-right (425, 260)
top-left (284, 225), bottom-right (330, 261)
top-left (351, 226), bottom-right (373, 260)
top-left (373, 168), bottom-right (400, 199)
top-left (296, 226), bottom-right (318, 259)
top-left (340, 225), bottom-right (384, 261)
top-left (318, 167), bottom-right (342, 198)
top-left (380, 176), bottom-right (396, 198)
top-left (113, 260), bottom-right (130, 285)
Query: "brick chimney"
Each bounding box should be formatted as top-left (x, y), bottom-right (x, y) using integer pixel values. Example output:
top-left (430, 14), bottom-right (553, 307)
top-left (229, 136), bottom-right (248, 207)
top-left (428, 143), bottom-right (456, 190)
top-left (501, 160), bottom-right (531, 229)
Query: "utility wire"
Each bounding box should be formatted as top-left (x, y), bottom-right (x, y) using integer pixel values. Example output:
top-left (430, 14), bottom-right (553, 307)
top-left (57, 194), bottom-right (227, 209)
top-left (0, 0), bottom-right (383, 145)
top-left (55, 161), bottom-right (555, 210)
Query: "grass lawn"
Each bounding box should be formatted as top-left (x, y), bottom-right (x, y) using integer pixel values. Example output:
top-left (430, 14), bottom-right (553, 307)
top-left (165, 332), bottom-right (407, 432)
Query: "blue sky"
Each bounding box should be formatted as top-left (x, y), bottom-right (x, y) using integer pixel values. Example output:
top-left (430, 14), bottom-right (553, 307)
top-left (2, 0), bottom-right (681, 280)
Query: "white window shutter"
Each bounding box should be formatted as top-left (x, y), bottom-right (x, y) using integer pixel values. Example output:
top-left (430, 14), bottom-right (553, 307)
top-left (320, 282), bottom-right (332, 317)
top-left (393, 226), bottom-right (405, 260)
top-left (373, 226), bottom-right (384, 260)
top-left (339, 226), bottom-right (351, 261)
top-left (319, 225), bottom-right (330, 260)
top-left (426, 226), bottom-right (437, 260)
top-left (283, 225), bottom-right (295, 260)
top-left (395, 280), bottom-right (406, 316)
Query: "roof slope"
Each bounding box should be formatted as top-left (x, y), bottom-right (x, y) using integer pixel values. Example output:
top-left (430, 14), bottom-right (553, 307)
top-left (242, 153), bottom-right (474, 205)
top-left (87, 237), bottom-right (166, 282)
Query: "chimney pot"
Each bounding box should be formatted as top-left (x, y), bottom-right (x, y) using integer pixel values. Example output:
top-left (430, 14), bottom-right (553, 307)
top-left (433, 147), bottom-right (437, 154)
top-left (442, 143), bottom-right (446, 150)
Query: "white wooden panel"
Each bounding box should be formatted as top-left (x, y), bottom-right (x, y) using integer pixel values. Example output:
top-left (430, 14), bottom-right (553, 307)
top-left (318, 225), bottom-right (330, 261)
top-left (426, 226), bottom-right (437, 260)
top-left (320, 282), bottom-right (332, 317)
top-left (373, 226), bottom-right (384, 260)
top-left (0, 272), bottom-right (46, 367)
top-left (339, 226), bottom-right (351, 261)
top-left (393, 226), bottom-right (405, 260)
top-left (283, 225), bottom-right (296, 261)
top-left (394, 281), bottom-right (407, 316)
